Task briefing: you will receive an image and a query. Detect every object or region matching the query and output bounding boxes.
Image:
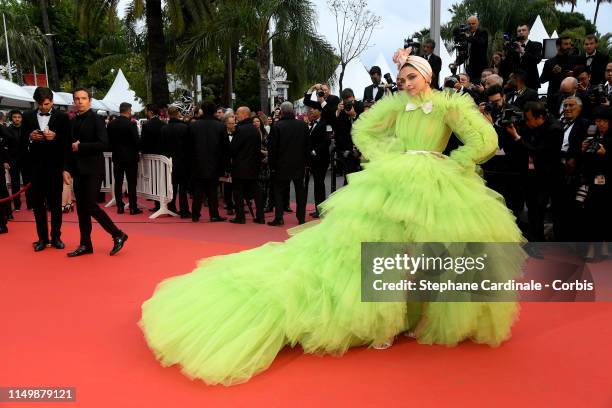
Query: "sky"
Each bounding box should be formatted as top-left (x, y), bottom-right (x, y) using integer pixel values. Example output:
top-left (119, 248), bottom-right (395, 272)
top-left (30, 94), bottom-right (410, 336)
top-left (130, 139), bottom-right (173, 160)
top-left (117, 0), bottom-right (612, 68)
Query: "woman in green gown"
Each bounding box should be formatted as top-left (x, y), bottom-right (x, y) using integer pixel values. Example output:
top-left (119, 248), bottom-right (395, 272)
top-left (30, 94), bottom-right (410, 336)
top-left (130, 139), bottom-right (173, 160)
top-left (139, 53), bottom-right (526, 386)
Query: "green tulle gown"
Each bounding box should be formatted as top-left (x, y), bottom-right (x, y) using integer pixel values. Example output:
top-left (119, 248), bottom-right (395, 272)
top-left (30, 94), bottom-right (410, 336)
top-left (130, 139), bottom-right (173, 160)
top-left (139, 90), bottom-right (526, 386)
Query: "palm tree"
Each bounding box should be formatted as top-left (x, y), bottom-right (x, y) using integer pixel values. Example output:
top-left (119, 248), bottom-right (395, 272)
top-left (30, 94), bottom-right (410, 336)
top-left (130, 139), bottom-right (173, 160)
top-left (75, 0), bottom-right (213, 106)
top-left (179, 0), bottom-right (338, 113)
top-left (592, 0), bottom-right (612, 25)
top-left (0, 12), bottom-right (47, 83)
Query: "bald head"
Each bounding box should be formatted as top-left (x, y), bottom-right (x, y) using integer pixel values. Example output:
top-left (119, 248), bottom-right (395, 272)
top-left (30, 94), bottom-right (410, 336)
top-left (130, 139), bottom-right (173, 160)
top-left (235, 106), bottom-right (251, 122)
top-left (560, 77), bottom-right (578, 94)
top-left (467, 16), bottom-right (479, 32)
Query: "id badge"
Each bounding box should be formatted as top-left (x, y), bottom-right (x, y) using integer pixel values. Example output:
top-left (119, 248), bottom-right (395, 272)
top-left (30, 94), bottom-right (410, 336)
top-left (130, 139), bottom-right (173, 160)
top-left (594, 175), bottom-right (606, 185)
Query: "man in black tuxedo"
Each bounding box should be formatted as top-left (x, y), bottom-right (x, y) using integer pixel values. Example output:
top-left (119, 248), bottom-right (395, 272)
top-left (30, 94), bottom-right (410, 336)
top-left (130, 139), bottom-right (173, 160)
top-left (505, 101), bottom-right (564, 245)
top-left (140, 104), bottom-right (165, 212)
top-left (267, 102), bottom-right (308, 226)
top-left (21, 87), bottom-right (70, 251)
top-left (363, 66), bottom-right (384, 102)
top-left (306, 106), bottom-right (330, 218)
top-left (229, 106), bottom-right (264, 224)
top-left (223, 114), bottom-right (236, 215)
top-left (66, 88), bottom-right (127, 257)
top-left (465, 16), bottom-right (489, 83)
top-left (188, 101), bottom-right (228, 223)
top-left (160, 106), bottom-right (190, 218)
top-left (6, 110), bottom-right (29, 211)
top-left (0, 128), bottom-right (10, 233)
top-left (422, 39), bottom-right (442, 89)
top-left (107, 102), bottom-right (142, 215)
top-left (500, 24), bottom-right (542, 90)
top-left (540, 37), bottom-right (580, 99)
top-left (506, 70), bottom-right (539, 110)
top-left (579, 35), bottom-right (609, 85)
top-left (303, 83), bottom-right (340, 129)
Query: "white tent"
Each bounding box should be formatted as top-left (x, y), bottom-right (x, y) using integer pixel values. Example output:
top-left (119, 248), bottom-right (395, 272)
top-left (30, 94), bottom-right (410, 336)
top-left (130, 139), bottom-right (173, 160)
top-left (102, 69), bottom-right (144, 113)
top-left (551, 30), bottom-right (558, 39)
top-left (438, 37), bottom-right (456, 86)
top-left (22, 86), bottom-right (72, 106)
top-left (329, 58), bottom-right (372, 100)
top-left (0, 79), bottom-right (34, 108)
top-left (529, 15), bottom-right (551, 95)
top-left (372, 52), bottom-right (397, 80)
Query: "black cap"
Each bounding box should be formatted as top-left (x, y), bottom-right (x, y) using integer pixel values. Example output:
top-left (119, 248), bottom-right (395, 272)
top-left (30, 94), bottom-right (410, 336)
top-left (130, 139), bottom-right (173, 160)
top-left (369, 66), bottom-right (381, 75)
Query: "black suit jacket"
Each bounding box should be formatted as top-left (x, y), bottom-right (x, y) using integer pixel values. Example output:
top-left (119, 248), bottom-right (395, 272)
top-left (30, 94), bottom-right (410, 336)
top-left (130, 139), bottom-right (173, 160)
top-left (506, 88), bottom-right (539, 110)
top-left (501, 40), bottom-right (543, 90)
top-left (308, 119), bottom-right (331, 166)
top-left (423, 53), bottom-right (442, 89)
top-left (188, 115), bottom-right (228, 179)
top-left (140, 116), bottom-right (165, 154)
top-left (21, 109), bottom-right (70, 179)
top-left (230, 119), bottom-right (261, 180)
top-left (363, 83), bottom-right (384, 102)
top-left (578, 51), bottom-right (610, 85)
top-left (268, 117), bottom-right (309, 180)
top-left (513, 116), bottom-right (564, 177)
top-left (107, 116), bottom-right (140, 164)
top-left (540, 54), bottom-right (580, 97)
top-left (69, 109), bottom-right (109, 176)
top-left (565, 117), bottom-right (591, 164)
top-left (303, 92), bottom-right (340, 128)
top-left (466, 29), bottom-right (489, 80)
top-left (334, 102), bottom-right (363, 151)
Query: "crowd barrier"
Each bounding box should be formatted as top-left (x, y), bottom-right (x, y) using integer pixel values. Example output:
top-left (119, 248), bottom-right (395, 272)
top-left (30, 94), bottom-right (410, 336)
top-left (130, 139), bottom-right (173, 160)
top-left (102, 153), bottom-right (177, 219)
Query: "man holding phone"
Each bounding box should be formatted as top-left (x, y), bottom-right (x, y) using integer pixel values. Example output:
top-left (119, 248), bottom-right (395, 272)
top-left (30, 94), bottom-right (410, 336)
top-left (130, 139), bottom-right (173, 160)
top-left (21, 87), bottom-right (70, 251)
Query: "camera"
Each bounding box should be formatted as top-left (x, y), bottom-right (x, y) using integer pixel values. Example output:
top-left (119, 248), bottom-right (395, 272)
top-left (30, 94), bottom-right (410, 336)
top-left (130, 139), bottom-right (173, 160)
top-left (503, 33), bottom-right (525, 54)
top-left (383, 73), bottom-right (398, 93)
top-left (484, 102), bottom-right (498, 115)
top-left (403, 38), bottom-right (420, 54)
top-left (343, 100), bottom-right (353, 112)
top-left (584, 136), bottom-right (603, 155)
top-left (499, 108), bottom-right (524, 127)
top-left (587, 84), bottom-right (610, 105)
top-left (452, 24), bottom-right (471, 42)
top-left (449, 24), bottom-right (470, 75)
top-left (316, 90), bottom-right (325, 98)
top-left (444, 76), bottom-right (459, 89)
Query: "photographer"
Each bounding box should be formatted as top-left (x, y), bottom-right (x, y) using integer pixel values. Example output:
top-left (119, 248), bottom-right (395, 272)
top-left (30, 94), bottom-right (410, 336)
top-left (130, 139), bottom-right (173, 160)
top-left (540, 37), bottom-right (579, 100)
top-left (505, 101), bottom-right (564, 246)
top-left (363, 66), bottom-right (384, 102)
top-left (422, 39), bottom-right (442, 89)
top-left (576, 107), bottom-right (611, 257)
top-left (506, 70), bottom-right (539, 110)
top-left (335, 88), bottom-right (364, 185)
top-left (500, 24), bottom-right (543, 90)
top-left (479, 85), bottom-right (525, 217)
top-left (304, 83), bottom-right (340, 128)
top-left (464, 16), bottom-right (489, 83)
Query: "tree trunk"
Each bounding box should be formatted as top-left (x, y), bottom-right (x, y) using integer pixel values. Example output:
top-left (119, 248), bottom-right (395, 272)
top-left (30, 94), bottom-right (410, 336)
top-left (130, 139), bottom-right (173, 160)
top-left (593, 0), bottom-right (601, 25)
top-left (223, 44), bottom-right (238, 108)
top-left (146, 0), bottom-right (169, 107)
top-left (258, 43), bottom-right (270, 114)
top-left (38, 0), bottom-right (59, 89)
top-left (338, 63), bottom-right (346, 93)
top-left (571, 2), bottom-right (575, 12)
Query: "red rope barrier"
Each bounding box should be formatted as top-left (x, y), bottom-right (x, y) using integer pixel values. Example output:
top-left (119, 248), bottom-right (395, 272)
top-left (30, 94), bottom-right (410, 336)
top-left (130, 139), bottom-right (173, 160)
top-left (0, 183), bottom-right (32, 204)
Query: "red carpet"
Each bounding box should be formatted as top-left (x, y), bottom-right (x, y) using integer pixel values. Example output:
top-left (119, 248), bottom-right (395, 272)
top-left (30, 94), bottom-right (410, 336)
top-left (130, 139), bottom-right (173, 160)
top-left (1, 207), bottom-right (612, 407)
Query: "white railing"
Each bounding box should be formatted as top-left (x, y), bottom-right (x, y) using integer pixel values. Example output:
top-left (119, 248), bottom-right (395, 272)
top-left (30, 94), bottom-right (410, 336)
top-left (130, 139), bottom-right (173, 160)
top-left (102, 153), bottom-right (177, 219)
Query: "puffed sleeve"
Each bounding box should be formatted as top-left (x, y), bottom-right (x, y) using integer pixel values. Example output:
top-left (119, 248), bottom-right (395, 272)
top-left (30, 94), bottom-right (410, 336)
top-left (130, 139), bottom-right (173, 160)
top-left (352, 93), bottom-right (406, 161)
top-left (444, 92), bottom-right (498, 173)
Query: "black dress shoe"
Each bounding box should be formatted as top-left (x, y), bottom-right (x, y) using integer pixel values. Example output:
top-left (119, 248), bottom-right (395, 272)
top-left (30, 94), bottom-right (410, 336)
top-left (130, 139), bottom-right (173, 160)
top-left (33, 240), bottom-right (48, 252)
top-left (129, 208), bottom-right (143, 215)
top-left (210, 216), bottom-right (227, 222)
top-left (50, 239), bottom-right (65, 249)
top-left (284, 207), bottom-right (293, 213)
top-left (110, 232), bottom-right (128, 256)
top-left (117, 207), bottom-right (125, 214)
top-left (253, 218), bottom-right (266, 224)
top-left (67, 245), bottom-right (93, 257)
top-left (267, 219), bottom-right (284, 226)
top-left (229, 218), bottom-right (246, 224)
top-left (192, 216), bottom-right (200, 223)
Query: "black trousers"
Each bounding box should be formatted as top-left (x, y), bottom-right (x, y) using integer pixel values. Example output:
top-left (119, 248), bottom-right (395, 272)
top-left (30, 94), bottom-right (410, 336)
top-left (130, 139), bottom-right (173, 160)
top-left (526, 172), bottom-right (560, 242)
top-left (311, 160), bottom-right (329, 211)
top-left (274, 177), bottom-right (306, 223)
top-left (267, 179), bottom-right (289, 209)
top-left (74, 174), bottom-right (122, 248)
top-left (170, 171), bottom-right (189, 214)
top-left (9, 166), bottom-right (25, 209)
top-left (223, 182), bottom-right (234, 210)
top-left (0, 174), bottom-right (8, 227)
top-left (232, 178), bottom-right (264, 221)
top-left (31, 173), bottom-right (63, 242)
top-left (192, 178), bottom-right (220, 219)
top-left (113, 161), bottom-right (138, 209)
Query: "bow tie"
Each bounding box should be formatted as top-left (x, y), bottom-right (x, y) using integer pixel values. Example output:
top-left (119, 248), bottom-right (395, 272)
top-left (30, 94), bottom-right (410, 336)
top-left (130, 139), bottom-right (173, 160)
top-left (39, 112), bottom-right (51, 117)
top-left (405, 101), bottom-right (433, 115)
